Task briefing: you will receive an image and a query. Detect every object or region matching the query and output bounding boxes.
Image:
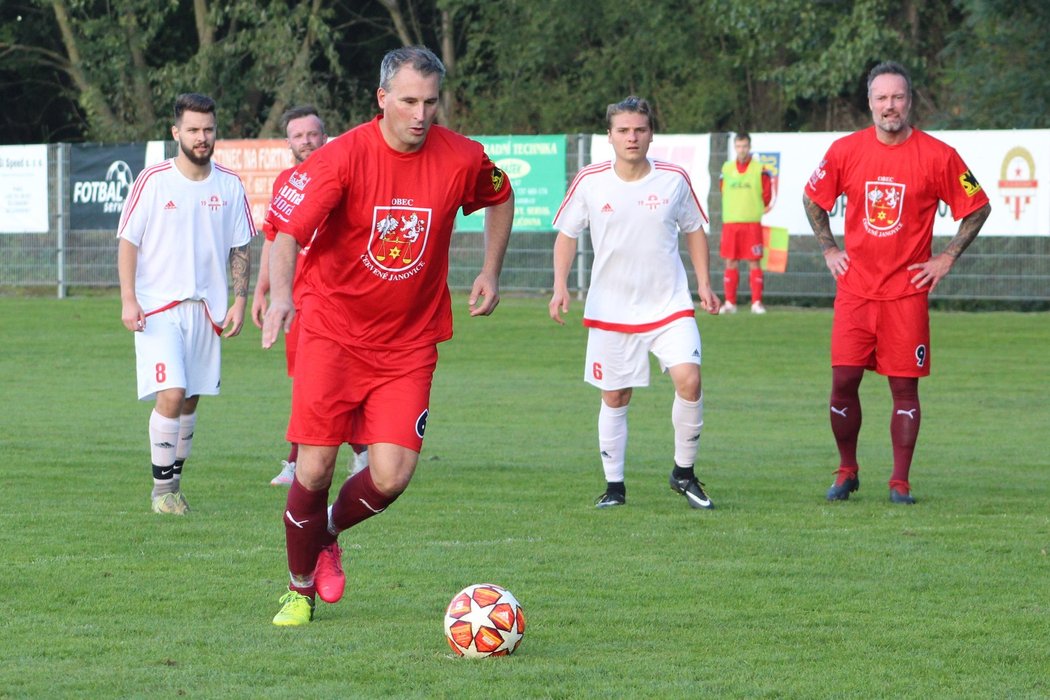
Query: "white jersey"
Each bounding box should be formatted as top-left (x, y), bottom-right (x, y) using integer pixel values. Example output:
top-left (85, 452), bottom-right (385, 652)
top-left (118, 158), bottom-right (254, 324)
top-left (553, 158), bottom-right (708, 332)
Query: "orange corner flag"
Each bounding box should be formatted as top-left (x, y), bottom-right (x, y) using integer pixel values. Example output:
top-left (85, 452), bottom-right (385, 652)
top-left (761, 226), bottom-right (790, 273)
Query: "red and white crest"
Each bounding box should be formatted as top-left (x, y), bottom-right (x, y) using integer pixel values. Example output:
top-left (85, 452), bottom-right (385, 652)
top-left (864, 181), bottom-right (905, 235)
top-left (369, 205), bottom-right (431, 272)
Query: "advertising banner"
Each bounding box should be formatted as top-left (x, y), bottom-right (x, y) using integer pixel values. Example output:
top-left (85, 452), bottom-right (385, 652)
top-left (0, 145), bottom-right (49, 233)
top-left (70, 143), bottom-right (147, 230)
top-left (214, 139), bottom-right (294, 231)
top-left (743, 130), bottom-right (1050, 237)
top-left (589, 134), bottom-right (713, 218)
top-left (456, 135), bottom-right (567, 232)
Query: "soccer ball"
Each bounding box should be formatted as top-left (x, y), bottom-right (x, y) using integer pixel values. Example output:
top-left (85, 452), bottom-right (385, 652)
top-left (444, 583), bottom-right (525, 657)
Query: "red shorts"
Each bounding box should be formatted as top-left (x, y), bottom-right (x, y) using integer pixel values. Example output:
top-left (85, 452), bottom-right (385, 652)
top-left (831, 289), bottom-right (930, 377)
top-left (284, 315), bottom-right (299, 378)
top-left (287, 332), bottom-right (437, 450)
top-left (720, 222), bottom-right (763, 260)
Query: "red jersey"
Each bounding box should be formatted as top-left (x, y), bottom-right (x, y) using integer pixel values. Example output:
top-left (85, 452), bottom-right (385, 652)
top-left (263, 167), bottom-right (294, 242)
top-left (267, 116), bottom-right (511, 349)
top-left (263, 166), bottom-right (311, 292)
top-left (806, 126), bottom-right (989, 300)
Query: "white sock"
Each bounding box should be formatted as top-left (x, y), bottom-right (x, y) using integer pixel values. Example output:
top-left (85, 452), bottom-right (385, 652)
top-left (598, 400), bottom-right (629, 483)
top-left (149, 410), bottom-right (180, 496)
top-left (671, 393), bottom-right (703, 468)
top-left (174, 412), bottom-right (197, 486)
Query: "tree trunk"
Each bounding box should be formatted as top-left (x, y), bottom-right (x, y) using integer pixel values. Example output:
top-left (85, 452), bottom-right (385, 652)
top-left (378, 0), bottom-right (416, 47)
top-left (121, 10), bottom-right (157, 137)
top-left (50, 0), bottom-right (121, 138)
top-left (259, 0), bottom-right (323, 136)
top-left (439, 8), bottom-right (456, 129)
top-left (194, 0), bottom-right (214, 82)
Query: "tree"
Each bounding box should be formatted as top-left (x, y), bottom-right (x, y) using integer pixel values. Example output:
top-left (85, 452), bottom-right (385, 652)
top-left (2, 0), bottom-right (1047, 143)
top-left (712, 0), bottom-right (959, 132)
top-left (448, 1), bottom-right (738, 134)
top-left (3, 0), bottom-right (349, 141)
top-left (0, 2), bottom-right (86, 142)
top-left (934, 0), bottom-right (1050, 129)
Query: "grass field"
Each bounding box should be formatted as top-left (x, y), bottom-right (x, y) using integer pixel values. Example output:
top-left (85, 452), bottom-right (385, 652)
top-left (1, 295), bottom-right (1047, 699)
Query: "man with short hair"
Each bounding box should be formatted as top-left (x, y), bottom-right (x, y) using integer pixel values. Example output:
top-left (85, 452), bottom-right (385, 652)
top-left (262, 46), bottom-right (514, 626)
top-left (118, 92), bottom-right (254, 514)
top-left (803, 61), bottom-right (991, 504)
top-left (549, 95), bottom-right (721, 511)
top-left (719, 131), bottom-right (772, 314)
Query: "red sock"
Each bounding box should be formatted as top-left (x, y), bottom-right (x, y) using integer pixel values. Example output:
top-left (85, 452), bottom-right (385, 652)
top-left (330, 468), bottom-right (401, 533)
top-left (888, 377), bottom-right (921, 484)
top-left (723, 268), bottom-right (739, 305)
top-left (288, 442), bottom-right (299, 463)
top-left (284, 478), bottom-right (330, 596)
top-left (749, 268), bottom-right (764, 303)
top-left (830, 366), bottom-right (865, 469)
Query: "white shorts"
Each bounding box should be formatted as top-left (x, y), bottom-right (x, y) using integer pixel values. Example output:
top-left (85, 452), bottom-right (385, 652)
top-left (584, 317), bottom-right (702, 390)
top-left (134, 300), bottom-right (222, 400)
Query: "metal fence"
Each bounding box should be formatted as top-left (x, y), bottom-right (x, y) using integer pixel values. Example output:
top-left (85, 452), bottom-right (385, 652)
top-left (3, 137), bottom-right (1048, 302)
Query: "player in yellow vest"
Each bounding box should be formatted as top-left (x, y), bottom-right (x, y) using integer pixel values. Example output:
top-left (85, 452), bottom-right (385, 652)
top-left (719, 132), bottom-right (772, 314)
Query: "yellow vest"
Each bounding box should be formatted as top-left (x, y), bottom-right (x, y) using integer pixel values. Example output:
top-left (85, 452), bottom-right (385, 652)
top-left (721, 158), bottom-right (764, 223)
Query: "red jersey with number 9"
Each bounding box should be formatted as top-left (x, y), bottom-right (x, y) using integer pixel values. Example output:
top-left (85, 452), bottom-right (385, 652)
top-left (806, 126), bottom-right (989, 300)
top-left (267, 116), bottom-right (511, 350)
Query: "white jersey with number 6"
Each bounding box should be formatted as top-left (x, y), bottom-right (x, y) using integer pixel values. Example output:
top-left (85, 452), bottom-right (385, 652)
top-left (553, 158), bottom-right (708, 332)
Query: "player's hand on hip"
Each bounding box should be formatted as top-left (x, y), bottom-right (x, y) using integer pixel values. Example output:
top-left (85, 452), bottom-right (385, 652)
top-left (548, 289), bottom-right (571, 325)
top-left (468, 273), bottom-right (500, 317)
top-left (122, 300), bottom-right (146, 332)
top-left (908, 253), bottom-right (953, 292)
top-left (262, 299), bottom-right (295, 348)
top-left (823, 248), bottom-right (850, 279)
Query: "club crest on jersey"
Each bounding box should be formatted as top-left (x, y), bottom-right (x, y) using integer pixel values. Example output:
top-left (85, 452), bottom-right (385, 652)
top-left (958, 169), bottom-right (982, 197)
top-left (491, 166), bottom-right (506, 193)
top-left (201, 194), bottom-right (227, 212)
top-left (864, 180), bottom-right (905, 237)
top-left (369, 205), bottom-right (432, 274)
top-left (639, 193), bottom-right (670, 211)
top-left (288, 170), bottom-right (310, 191)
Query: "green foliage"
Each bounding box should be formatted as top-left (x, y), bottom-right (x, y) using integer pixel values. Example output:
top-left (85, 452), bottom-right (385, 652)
top-left (8, 0), bottom-right (355, 141)
top-left (0, 2), bottom-right (85, 142)
top-left (453, 1), bottom-right (738, 134)
top-left (935, 0), bottom-right (1050, 129)
top-left (3, 0), bottom-right (1050, 140)
top-left (1, 296), bottom-right (1048, 697)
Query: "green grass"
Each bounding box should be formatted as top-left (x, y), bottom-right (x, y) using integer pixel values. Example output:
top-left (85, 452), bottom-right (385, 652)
top-left (1, 296), bottom-right (1047, 699)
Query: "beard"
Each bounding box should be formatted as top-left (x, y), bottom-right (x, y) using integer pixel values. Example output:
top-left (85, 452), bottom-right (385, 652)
top-left (879, 118), bottom-right (905, 132)
top-left (874, 111), bottom-right (909, 133)
top-left (180, 140), bottom-right (213, 166)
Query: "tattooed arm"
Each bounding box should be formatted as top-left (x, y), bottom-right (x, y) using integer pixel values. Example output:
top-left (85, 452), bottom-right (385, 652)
top-left (908, 202), bottom-right (991, 292)
top-left (803, 193), bottom-right (849, 279)
top-left (223, 242), bottom-right (251, 337)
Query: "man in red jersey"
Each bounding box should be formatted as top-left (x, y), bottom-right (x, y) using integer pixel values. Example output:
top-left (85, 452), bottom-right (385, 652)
top-left (803, 61), bottom-right (991, 504)
top-left (252, 105), bottom-right (326, 486)
top-left (251, 106), bottom-right (370, 486)
top-left (262, 46), bottom-right (514, 626)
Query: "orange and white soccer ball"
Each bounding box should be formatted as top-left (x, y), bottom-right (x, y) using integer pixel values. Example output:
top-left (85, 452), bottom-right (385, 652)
top-left (444, 583), bottom-right (525, 657)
